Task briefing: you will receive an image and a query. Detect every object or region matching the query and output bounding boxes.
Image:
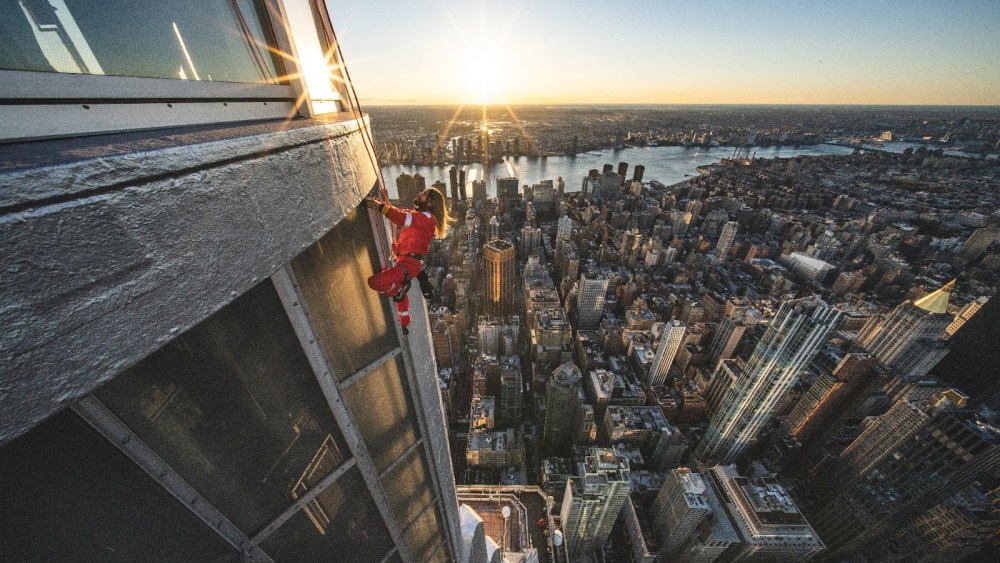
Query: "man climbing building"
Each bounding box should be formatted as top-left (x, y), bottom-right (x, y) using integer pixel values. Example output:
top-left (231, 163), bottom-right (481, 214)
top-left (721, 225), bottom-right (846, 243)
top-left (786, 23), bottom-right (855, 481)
top-left (365, 187), bottom-right (451, 334)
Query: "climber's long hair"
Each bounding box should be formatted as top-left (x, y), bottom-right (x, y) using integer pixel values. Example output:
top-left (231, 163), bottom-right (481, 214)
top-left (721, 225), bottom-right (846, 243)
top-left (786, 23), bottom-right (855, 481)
top-left (425, 187), bottom-right (452, 238)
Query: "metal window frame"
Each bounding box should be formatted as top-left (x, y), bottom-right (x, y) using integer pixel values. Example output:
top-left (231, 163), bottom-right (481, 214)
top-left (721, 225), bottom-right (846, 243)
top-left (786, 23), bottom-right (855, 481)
top-left (399, 500), bottom-right (446, 561)
top-left (272, 266), bottom-right (415, 562)
top-left (0, 0), bottom-right (355, 142)
top-left (0, 70), bottom-right (294, 101)
top-left (71, 396), bottom-right (275, 563)
top-left (367, 204), bottom-right (463, 559)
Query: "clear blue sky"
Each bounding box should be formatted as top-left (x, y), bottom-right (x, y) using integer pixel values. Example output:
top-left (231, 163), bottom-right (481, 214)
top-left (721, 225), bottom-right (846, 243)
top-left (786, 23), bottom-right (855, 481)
top-left (327, 0), bottom-right (1000, 105)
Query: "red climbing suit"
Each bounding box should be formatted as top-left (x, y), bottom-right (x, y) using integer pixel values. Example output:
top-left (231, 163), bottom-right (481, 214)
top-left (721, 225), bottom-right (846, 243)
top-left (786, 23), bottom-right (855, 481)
top-left (367, 203), bottom-right (437, 330)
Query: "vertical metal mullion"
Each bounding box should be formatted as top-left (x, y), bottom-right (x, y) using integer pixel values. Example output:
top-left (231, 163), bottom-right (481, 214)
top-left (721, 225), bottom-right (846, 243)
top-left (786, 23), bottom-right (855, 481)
top-left (366, 202), bottom-right (392, 269)
top-left (71, 396), bottom-right (273, 563)
top-left (271, 266), bottom-right (413, 562)
top-left (396, 284), bottom-right (463, 559)
top-left (365, 199), bottom-right (460, 559)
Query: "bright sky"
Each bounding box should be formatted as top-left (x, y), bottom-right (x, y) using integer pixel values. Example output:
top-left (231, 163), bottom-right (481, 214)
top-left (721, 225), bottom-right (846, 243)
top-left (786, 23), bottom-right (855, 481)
top-left (328, 0), bottom-right (1000, 106)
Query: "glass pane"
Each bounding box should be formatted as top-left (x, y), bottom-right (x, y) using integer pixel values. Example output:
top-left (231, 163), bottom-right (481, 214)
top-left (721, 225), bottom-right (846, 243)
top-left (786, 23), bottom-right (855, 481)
top-left (381, 447), bottom-right (433, 530)
top-left (0, 410), bottom-right (235, 562)
top-left (261, 467), bottom-right (393, 563)
top-left (0, 0), bottom-right (282, 83)
top-left (291, 206), bottom-right (398, 380)
top-left (342, 356), bottom-right (419, 472)
top-left (95, 279), bottom-right (350, 534)
top-left (403, 504), bottom-right (446, 563)
top-left (425, 542), bottom-right (449, 563)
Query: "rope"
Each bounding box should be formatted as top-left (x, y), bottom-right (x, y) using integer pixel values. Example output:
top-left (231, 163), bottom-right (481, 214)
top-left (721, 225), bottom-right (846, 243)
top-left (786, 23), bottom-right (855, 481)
top-left (311, 0), bottom-right (390, 205)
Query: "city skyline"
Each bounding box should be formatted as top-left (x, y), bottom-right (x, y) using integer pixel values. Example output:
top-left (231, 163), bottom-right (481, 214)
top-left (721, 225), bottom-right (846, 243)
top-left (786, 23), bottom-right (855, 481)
top-left (4, 2), bottom-right (1000, 561)
top-left (332, 0), bottom-right (1000, 106)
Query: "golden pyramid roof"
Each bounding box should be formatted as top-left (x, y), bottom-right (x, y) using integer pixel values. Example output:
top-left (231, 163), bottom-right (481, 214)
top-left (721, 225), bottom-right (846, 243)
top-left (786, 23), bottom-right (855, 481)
top-left (913, 279), bottom-right (956, 314)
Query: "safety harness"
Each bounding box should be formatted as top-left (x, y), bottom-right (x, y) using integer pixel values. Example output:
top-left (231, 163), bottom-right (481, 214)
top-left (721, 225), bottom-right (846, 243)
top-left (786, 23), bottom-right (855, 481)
top-left (391, 253), bottom-right (425, 302)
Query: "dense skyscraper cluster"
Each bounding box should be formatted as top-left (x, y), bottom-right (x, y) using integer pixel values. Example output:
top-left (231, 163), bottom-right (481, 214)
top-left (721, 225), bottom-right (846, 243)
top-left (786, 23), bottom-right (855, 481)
top-left (414, 131), bottom-right (999, 561)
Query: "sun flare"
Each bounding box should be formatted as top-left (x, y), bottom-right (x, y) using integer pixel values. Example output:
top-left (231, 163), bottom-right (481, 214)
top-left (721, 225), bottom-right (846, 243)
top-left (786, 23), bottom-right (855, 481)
top-left (462, 47), bottom-right (504, 105)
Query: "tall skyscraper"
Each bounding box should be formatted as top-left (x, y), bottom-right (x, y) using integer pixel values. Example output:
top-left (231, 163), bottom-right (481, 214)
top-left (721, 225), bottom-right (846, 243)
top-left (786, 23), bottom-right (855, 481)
top-left (486, 216), bottom-right (501, 241)
top-left (961, 226), bottom-right (1000, 260)
top-left (557, 215), bottom-right (575, 240)
top-left (497, 177), bottom-right (521, 201)
top-left (496, 176), bottom-right (519, 211)
top-left (780, 353), bottom-right (876, 444)
top-left (499, 355), bottom-right (522, 426)
top-left (632, 165), bottom-right (645, 183)
top-left (706, 310), bottom-right (750, 369)
top-left (860, 280), bottom-right (955, 379)
top-left (448, 165), bottom-right (459, 205)
top-left (448, 166), bottom-right (461, 207)
top-left (872, 485), bottom-right (1000, 561)
top-left (431, 179), bottom-right (447, 203)
top-left (431, 314), bottom-right (461, 369)
top-left (709, 465), bottom-right (825, 561)
top-left (471, 179), bottom-right (487, 209)
top-left (543, 362), bottom-right (582, 453)
top-left (715, 220), bottom-right (738, 260)
top-left (933, 294), bottom-right (1000, 410)
top-left (0, 5), bottom-right (460, 559)
top-left (812, 390), bottom-right (1000, 560)
top-left (481, 127), bottom-right (490, 167)
top-left (559, 448), bottom-right (631, 559)
top-left (396, 172), bottom-right (417, 204)
top-left (577, 273), bottom-right (609, 330)
top-left (697, 296), bottom-right (841, 464)
top-left (651, 468), bottom-right (711, 557)
top-left (648, 320), bottom-right (686, 386)
top-left (483, 240), bottom-right (516, 316)
top-left (945, 295), bottom-right (988, 337)
top-left (477, 316), bottom-right (519, 356)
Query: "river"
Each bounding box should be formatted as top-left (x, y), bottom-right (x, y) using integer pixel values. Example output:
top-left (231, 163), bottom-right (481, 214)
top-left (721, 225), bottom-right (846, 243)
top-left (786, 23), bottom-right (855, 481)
top-left (381, 144), bottom-right (861, 199)
top-left (381, 142), bottom-right (995, 199)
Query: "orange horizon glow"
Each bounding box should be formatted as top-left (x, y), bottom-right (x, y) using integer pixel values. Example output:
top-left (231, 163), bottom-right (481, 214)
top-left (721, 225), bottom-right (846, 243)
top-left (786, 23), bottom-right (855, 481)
top-left (332, 1), bottom-right (1000, 110)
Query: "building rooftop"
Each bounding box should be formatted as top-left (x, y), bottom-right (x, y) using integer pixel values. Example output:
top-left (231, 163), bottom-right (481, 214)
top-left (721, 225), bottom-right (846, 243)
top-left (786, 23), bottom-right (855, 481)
top-left (914, 278), bottom-right (957, 314)
top-left (484, 239), bottom-right (515, 252)
top-left (605, 406), bottom-right (669, 432)
top-left (468, 428), bottom-right (522, 452)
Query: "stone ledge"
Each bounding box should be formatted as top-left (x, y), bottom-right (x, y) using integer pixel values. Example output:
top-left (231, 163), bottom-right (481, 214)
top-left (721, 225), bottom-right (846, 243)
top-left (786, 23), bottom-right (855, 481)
top-left (1, 115), bottom-right (377, 443)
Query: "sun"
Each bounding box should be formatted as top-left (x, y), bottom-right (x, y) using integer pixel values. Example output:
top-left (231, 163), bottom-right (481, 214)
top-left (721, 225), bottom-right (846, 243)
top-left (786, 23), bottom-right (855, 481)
top-left (462, 46), bottom-right (505, 105)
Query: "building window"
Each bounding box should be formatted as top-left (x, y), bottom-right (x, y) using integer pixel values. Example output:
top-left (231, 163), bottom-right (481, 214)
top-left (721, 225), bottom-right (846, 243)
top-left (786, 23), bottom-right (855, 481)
top-left (403, 504), bottom-right (448, 563)
top-left (291, 206), bottom-right (400, 380)
top-left (94, 278), bottom-right (350, 534)
top-left (342, 356), bottom-right (420, 472)
top-left (381, 447), bottom-right (435, 530)
top-left (0, 410), bottom-right (236, 561)
top-left (1, 0), bottom-right (283, 82)
top-left (0, 0), bottom-right (316, 140)
top-left (261, 467), bottom-right (394, 563)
